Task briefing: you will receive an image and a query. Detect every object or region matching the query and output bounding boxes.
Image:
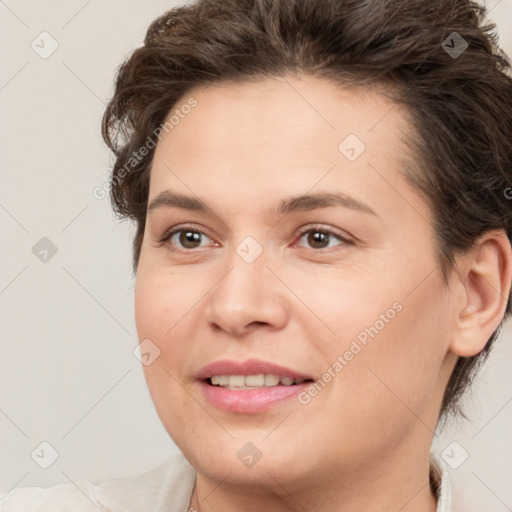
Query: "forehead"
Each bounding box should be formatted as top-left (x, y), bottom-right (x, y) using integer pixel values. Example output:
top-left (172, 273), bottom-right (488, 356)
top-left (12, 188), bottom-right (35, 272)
top-left (154, 75), bottom-right (407, 165)
top-left (148, 75), bottom-right (425, 222)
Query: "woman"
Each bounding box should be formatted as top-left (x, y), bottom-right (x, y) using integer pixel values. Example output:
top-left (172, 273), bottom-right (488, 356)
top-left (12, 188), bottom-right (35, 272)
top-left (2, 0), bottom-right (511, 510)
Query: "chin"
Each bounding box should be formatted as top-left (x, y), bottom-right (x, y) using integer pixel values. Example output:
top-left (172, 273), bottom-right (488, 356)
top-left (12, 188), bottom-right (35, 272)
top-left (178, 430), bottom-right (319, 486)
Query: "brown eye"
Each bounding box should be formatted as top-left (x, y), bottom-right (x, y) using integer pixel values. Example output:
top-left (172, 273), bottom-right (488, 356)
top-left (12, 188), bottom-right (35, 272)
top-left (297, 228), bottom-right (347, 250)
top-left (306, 231), bottom-right (330, 249)
top-left (162, 228), bottom-right (213, 250)
top-left (178, 230), bottom-right (203, 249)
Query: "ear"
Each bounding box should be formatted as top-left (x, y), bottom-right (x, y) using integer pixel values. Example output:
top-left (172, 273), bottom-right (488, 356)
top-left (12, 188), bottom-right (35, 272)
top-left (449, 230), bottom-right (512, 357)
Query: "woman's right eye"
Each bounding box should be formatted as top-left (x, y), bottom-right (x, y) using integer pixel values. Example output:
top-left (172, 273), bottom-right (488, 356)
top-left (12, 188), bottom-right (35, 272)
top-left (160, 228), bottom-right (215, 251)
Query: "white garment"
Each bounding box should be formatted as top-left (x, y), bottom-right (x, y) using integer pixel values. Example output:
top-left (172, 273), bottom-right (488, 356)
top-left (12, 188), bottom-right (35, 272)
top-left (0, 451), bottom-right (452, 511)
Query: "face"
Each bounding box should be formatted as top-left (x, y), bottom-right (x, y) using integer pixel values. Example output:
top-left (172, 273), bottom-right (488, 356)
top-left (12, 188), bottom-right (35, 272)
top-left (135, 75), bottom-right (457, 492)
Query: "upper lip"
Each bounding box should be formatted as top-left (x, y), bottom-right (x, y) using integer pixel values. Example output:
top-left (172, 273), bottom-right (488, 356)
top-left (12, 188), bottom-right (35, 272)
top-left (196, 358), bottom-right (315, 381)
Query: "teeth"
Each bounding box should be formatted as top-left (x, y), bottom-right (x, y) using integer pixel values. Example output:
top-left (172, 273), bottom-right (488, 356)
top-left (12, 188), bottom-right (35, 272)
top-left (209, 374), bottom-right (307, 389)
top-left (264, 374), bottom-right (280, 386)
top-left (245, 374), bottom-right (265, 386)
top-left (230, 375), bottom-right (245, 388)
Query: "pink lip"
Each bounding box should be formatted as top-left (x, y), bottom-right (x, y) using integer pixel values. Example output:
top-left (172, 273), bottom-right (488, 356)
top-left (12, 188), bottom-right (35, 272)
top-left (196, 358), bottom-right (314, 381)
top-left (199, 381), bottom-right (311, 413)
top-left (196, 359), bottom-right (315, 414)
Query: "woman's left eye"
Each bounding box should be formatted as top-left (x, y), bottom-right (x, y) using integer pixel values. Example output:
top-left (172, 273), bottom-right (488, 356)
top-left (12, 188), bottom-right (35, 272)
top-left (295, 228), bottom-right (349, 250)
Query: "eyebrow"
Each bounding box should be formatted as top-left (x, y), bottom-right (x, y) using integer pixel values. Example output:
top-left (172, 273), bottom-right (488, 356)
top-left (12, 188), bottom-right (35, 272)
top-left (147, 191), bottom-right (377, 217)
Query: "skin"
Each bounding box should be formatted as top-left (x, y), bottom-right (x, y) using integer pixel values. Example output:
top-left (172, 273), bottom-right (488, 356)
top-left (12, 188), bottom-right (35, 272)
top-left (134, 74), bottom-right (512, 512)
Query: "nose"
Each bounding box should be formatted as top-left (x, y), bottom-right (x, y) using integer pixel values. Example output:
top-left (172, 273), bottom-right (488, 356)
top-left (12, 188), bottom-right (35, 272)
top-left (205, 249), bottom-right (290, 337)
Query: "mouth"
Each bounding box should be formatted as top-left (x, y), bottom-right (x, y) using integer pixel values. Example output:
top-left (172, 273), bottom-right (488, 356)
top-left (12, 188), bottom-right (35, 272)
top-left (197, 359), bottom-right (315, 413)
top-left (206, 374), bottom-right (313, 389)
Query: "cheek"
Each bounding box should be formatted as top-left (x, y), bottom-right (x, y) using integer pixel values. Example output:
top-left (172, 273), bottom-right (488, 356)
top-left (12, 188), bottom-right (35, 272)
top-left (296, 268), bottom-right (449, 434)
top-left (134, 267), bottom-right (196, 399)
top-left (134, 262), bottom-right (205, 342)
top-left (382, 297), bottom-right (448, 414)
top-left (285, 266), bottom-right (403, 351)
top-left (134, 267), bottom-right (203, 441)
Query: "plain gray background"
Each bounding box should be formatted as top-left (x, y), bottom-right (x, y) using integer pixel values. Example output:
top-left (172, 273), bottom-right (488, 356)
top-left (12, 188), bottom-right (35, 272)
top-left (0, 0), bottom-right (511, 510)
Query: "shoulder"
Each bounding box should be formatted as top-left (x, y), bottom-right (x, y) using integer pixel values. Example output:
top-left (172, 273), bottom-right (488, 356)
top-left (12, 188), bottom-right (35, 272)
top-left (0, 452), bottom-right (196, 512)
top-left (0, 481), bottom-right (99, 512)
top-left (94, 451), bottom-right (196, 511)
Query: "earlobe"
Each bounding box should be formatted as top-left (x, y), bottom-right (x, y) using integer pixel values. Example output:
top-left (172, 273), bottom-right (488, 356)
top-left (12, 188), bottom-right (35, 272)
top-left (450, 230), bottom-right (512, 358)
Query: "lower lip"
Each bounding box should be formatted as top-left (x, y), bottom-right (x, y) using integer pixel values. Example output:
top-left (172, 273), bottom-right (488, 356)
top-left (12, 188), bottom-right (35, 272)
top-left (199, 381), bottom-right (310, 413)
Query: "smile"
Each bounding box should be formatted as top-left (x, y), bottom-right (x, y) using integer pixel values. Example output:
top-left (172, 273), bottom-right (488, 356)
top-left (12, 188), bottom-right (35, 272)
top-left (208, 374), bottom-right (308, 389)
top-left (197, 359), bottom-right (315, 413)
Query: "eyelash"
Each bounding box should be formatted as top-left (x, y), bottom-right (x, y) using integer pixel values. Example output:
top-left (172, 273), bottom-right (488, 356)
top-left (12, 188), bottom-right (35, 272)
top-left (158, 224), bottom-right (353, 253)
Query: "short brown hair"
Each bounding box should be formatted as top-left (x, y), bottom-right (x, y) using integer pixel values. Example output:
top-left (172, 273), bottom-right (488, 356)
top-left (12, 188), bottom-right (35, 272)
top-left (102, 0), bottom-right (512, 419)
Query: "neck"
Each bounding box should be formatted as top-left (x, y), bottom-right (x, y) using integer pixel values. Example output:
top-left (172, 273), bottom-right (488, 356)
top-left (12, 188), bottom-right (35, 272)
top-left (189, 440), bottom-right (438, 512)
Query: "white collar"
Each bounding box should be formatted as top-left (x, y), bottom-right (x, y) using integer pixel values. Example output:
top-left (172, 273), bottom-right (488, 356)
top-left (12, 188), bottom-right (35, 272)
top-left (92, 451), bottom-right (453, 512)
top-left (430, 452), bottom-right (453, 512)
